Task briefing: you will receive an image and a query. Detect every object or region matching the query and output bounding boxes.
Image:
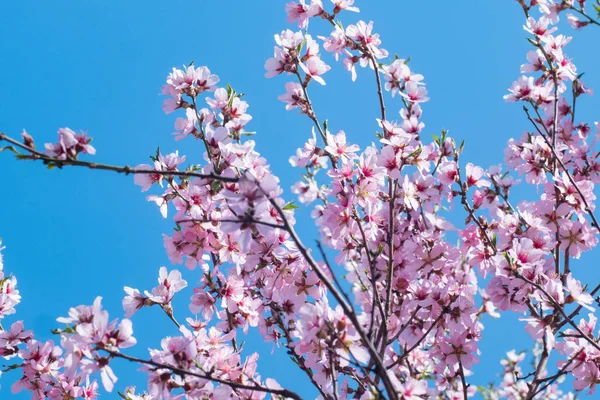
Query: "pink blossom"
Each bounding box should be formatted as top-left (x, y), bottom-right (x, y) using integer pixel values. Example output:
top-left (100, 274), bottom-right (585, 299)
top-left (319, 26), bottom-right (349, 61)
top-left (133, 161), bottom-right (164, 192)
top-left (400, 81), bottom-right (429, 103)
top-left (122, 287), bottom-right (148, 318)
top-left (278, 82), bottom-right (306, 111)
top-left (299, 56), bottom-right (331, 85)
top-left (324, 130), bottom-right (359, 158)
top-left (565, 273), bottom-right (595, 311)
top-left (504, 76), bottom-right (535, 102)
top-left (566, 14), bottom-right (588, 29)
top-left (145, 267), bottom-right (188, 304)
top-left (331, 0), bottom-right (359, 13)
top-left (465, 163), bottom-right (490, 188)
top-left (346, 21), bottom-right (388, 59)
top-left (284, 0), bottom-right (322, 28)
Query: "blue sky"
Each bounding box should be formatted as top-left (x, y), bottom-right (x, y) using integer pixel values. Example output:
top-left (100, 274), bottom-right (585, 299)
top-left (0, 0), bottom-right (599, 398)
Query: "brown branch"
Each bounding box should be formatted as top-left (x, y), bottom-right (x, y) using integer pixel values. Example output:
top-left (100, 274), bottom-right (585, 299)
top-left (159, 304), bottom-right (181, 329)
top-left (176, 218), bottom-right (286, 230)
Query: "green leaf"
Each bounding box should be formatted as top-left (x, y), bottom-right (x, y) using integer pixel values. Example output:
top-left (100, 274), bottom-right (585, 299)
top-left (211, 180), bottom-right (222, 193)
top-left (2, 364), bottom-right (22, 373)
top-left (283, 201), bottom-right (300, 211)
top-left (51, 326), bottom-right (76, 335)
top-left (372, 243), bottom-right (385, 258)
top-left (0, 145), bottom-right (20, 155)
top-left (407, 146), bottom-right (422, 159)
top-left (150, 147), bottom-right (160, 162)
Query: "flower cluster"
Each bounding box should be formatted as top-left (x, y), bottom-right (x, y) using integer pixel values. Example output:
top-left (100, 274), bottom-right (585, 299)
top-left (0, 242), bottom-right (20, 320)
top-left (5, 295), bottom-right (134, 398)
top-left (43, 128), bottom-right (95, 160)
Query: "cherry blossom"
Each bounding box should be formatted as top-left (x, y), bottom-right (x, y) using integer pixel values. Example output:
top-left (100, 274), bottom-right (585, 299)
top-left (1, 1), bottom-right (600, 399)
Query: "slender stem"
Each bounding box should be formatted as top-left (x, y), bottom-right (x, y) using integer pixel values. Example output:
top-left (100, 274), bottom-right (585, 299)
top-left (159, 304), bottom-right (181, 329)
top-left (458, 360), bottom-right (469, 400)
top-left (368, 53), bottom-right (386, 122)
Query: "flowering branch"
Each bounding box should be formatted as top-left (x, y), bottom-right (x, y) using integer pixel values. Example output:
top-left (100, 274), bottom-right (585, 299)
top-left (104, 350), bottom-right (304, 400)
top-left (0, 132), bottom-right (238, 183)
